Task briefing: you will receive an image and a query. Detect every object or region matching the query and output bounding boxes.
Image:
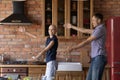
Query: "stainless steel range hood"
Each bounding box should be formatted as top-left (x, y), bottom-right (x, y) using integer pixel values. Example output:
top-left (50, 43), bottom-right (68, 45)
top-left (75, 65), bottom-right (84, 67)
top-left (0, 0), bottom-right (32, 25)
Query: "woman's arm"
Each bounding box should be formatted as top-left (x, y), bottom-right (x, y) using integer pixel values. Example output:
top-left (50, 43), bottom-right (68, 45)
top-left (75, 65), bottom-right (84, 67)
top-left (34, 40), bottom-right (54, 60)
top-left (64, 23), bottom-right (93, 34)
top-left (25, 32), bottom-right (37, 38)
top-left (18, 27), bottom-right (37, 38)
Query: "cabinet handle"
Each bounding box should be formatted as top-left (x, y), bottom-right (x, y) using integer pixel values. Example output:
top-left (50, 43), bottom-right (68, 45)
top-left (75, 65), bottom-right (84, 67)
top-left (114, 72), bottom-right (120, 74)
top-left (114, 62), bottom-right (120, 64)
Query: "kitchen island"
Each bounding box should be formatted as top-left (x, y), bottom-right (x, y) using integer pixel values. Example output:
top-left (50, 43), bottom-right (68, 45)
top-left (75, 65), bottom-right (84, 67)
top-left (56, 64), bottom-right (110, 80)
top-left (0, 64), bottom-right (110, 80)
top-left (0, 64), bottom-right (46, 79)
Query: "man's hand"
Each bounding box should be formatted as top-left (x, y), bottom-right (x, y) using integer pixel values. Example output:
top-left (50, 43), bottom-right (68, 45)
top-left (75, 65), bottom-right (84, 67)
top-left (18, 27), bottom-right (26, 32)
top-left (65, 47), bottom-right (73, 53)
top-left (64, 23), bottom-right (72, 29)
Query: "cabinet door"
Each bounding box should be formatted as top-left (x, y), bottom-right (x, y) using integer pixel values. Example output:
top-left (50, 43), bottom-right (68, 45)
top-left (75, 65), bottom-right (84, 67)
top-left (73, 0), bottom-right (93, 38)
top-left (56, 72), bottom-right (68, 80)
top-left (68, 0), bottom-right (93, 38)
top-left (44, 0), bottom-right (52, 36)
top-left (28, 67), bottom-right (46, 79)
top-left (43, 0), bottom-right (93, 38)
top-left (83, 0), bottom-right (91, 37)
top-left (70, 0), bottom-right (78, 37)
top-left (55, 71), bottom-right (83, 80)
top-left (44, 0), bottom-right (65, 36)
top-left (69, 72), bottom-right (83, 80)
top-left (56, 0), bottom-right (65, 36)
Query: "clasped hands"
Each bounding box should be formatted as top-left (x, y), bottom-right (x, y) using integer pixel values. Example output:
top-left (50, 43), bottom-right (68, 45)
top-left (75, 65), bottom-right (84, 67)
top-left (64, 46), bottom-right (74, 54)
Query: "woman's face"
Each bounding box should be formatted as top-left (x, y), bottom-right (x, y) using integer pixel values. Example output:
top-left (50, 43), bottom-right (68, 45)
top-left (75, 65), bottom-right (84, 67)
top-left (92, 16), bottom-right (101, 28)
top-left (48, 25), bottom-right (56, 36)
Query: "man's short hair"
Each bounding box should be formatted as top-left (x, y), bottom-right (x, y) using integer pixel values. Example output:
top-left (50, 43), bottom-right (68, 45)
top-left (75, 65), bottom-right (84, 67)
top-left (94, 13), bottom-right (103, 22)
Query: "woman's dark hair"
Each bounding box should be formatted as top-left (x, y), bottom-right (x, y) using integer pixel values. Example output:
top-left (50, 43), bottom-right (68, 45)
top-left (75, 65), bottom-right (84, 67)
top-left (94, 13), bottom-right (103, 22)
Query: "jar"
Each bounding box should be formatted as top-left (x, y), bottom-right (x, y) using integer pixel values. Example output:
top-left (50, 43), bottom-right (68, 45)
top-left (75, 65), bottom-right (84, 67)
top-left (46, 15), bottom-right (51, 24)
top-left (1, 54), bottom-right (4, 63)
top-left (72, 15), bottom-right (77, 24)
top-left (46, 3), bottom-right (51, 10)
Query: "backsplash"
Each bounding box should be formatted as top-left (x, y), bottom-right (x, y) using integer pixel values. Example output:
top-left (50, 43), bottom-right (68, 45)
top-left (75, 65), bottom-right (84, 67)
top-left (0, 25), bottom-right (90, 62)
top-left (0, 0), bottom-right (90, 62)
top-left (0, 0), bottom-right (43, 61)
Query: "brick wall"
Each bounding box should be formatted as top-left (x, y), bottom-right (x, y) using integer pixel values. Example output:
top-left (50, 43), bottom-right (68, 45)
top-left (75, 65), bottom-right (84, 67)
top-left (0, 0), bottom-right (45, 61)
top-left (0, 0), bottom-right (120, 62)
top-left (0, 0), bottom-right (84, 62)
top-left (94, 0), bottom-right (120, 20)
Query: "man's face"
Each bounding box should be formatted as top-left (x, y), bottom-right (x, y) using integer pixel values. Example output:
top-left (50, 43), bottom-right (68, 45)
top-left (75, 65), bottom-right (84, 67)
top-left (92, 16), bottom-right (101, 28)
top-left (48, 25), bottom-right (56, 36)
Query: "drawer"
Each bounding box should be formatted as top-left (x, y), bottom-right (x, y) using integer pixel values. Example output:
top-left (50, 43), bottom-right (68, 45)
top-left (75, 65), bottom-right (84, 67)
top-left (29, 68), bottom-right (46, 74)
top-left (1, 67), bottom-right (28, 73)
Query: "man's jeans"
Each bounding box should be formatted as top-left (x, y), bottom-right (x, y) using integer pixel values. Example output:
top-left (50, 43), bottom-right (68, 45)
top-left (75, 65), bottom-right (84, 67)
top-left (86, 55), bottom-right (107, 80)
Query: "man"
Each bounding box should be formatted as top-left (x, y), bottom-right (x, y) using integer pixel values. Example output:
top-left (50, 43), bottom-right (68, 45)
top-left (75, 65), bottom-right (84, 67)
top-left (64, 13), bottom-right (107, 80)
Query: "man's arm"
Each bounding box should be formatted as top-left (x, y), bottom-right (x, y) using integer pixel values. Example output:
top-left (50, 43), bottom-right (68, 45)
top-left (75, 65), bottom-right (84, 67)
top-left (71, 25), bottom-right (93, 34)
top-left (69, 35), bottom-right (96, 51)
top-left (64, 23), bottom-right (93, 34)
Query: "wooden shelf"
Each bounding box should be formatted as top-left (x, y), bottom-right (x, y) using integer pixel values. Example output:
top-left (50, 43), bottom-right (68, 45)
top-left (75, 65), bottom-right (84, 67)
top-left (42, 0), bottom-right (93, 38)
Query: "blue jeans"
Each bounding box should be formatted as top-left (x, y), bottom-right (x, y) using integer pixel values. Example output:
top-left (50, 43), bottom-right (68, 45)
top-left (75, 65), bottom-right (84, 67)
top-left (86, 55), bottom-right (107, 80)
top-left (42, 60), bottom-right (57, 80)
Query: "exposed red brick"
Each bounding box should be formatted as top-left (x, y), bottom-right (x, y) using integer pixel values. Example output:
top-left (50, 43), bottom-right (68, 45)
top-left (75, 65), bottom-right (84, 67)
top-left (0, 0), bottom-right (119, 61)
top-left (94, 0), bottom-right (120, 21)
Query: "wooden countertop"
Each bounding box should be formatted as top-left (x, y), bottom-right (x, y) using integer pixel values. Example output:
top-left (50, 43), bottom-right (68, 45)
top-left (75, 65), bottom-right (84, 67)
top-left (0, 64), bottom-right (110, 68)
top-left (0, 63), bottom-right (110, 68)
top-left (0, 64), bottom-right (46, 67)
top-left (83, 64), bottom-right (111, 68)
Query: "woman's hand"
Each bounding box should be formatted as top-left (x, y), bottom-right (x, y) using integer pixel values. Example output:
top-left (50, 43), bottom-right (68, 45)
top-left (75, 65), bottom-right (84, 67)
top-left (30, 56), bottom-right (38, 61)
top-left (18, 27), bottom-right (26, 32)
top-left (64, 23), bottom-right (72, 29)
